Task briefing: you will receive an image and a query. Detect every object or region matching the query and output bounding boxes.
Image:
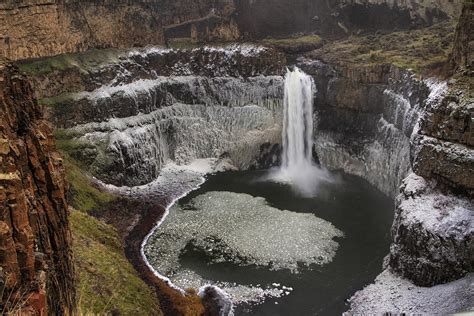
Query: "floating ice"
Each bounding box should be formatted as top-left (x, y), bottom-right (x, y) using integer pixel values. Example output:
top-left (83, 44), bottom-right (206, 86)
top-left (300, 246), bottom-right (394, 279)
top-left (143, 190), bottom-right (342, 305)
top-left (145, 191), bottom-right (343, 273)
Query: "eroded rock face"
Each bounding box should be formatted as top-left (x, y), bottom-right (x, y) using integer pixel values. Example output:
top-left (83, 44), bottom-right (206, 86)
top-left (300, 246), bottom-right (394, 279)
top-left (0, 61), bottom-right (75, 314)
top-left (412, 135), bottom-right (474, 196)
top-left (389, 173), bottom-right (473, 287)
top-left (43, 45), bottom-right (285, 186)
top-left (42, 46), bottom-right (286, 127)
top-left (0, 0), bottom-right (240, 61)
top-left (302, 60), bottom-right (429, 197)
top-left (302, 53), bottom-right (473, 295)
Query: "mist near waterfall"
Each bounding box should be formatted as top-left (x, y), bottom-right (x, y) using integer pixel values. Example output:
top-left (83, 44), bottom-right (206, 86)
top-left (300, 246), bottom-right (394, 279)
top-left (269, 67), bottom-right (333, 197)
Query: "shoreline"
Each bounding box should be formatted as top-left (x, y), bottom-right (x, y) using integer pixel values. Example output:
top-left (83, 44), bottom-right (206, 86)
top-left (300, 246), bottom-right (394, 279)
top-left (139, 176), bottom-right (207, 294)
top-left (93, 161), bottom-right (216, 314)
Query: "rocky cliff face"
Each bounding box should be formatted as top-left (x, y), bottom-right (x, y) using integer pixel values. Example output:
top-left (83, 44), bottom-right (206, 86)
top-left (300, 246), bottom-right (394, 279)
top-left (237, 0), bottom-right (461, 39)
top-left (0, 60), bottom-right (75, 314)
top-left (300, 61), bottom-right (428, 197)
top-left (41, 45), bottom-right (285, 186)
top-left (0, 0), bottom-right (463, 61)
top-left (305, 58), bottom-right (473, 284)
top-left (450, 2), bottom-right (473, 72)
top-left (0, 0), bottom-right (240, 61)
top-left (296, 10), bottom-right (473, 311)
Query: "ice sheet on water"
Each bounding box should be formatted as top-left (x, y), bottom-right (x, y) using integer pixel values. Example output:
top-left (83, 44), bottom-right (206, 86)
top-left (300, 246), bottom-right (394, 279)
top-left (144, 190), bottom-right (342, 305)
top-left (145, 191), bottom-right (342, 272)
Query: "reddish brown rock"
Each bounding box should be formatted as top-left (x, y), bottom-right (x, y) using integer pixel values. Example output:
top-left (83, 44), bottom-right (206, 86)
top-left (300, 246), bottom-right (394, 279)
top-left (0, 59), bottom-right (75, 314)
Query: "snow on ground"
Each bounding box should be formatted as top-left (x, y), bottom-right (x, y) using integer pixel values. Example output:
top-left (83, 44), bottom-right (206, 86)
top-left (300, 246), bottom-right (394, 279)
top-left (346, 270), bottom-right (474, 315)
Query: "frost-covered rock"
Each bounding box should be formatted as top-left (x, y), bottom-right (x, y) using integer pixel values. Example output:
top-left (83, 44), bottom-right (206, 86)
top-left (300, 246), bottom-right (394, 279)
top-left (71, 103), bottom-right (282, 186)
top-left (388, 173), bottom-right (474, 286)
top-left (54, 75), bottom-right (284, 128)
top-left (345, 269), bottom-right (474, 315)
top-left (412, 135), bottom-right (474, 195)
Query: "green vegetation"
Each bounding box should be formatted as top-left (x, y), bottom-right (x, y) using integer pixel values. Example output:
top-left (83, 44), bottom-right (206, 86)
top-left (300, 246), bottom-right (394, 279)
top-left (262, 34), bottom-right (322, 47)
top-left (64, 155), bottom-right (114, 213)
top-left (167, 38), bottom-right (201, 50)
top-left (17, 48), bottom-right (125, 76)
top-left (55, 130), bottom-right (113, 213)
top-left (310, 21), bottom-right (456, 75)
top-left (72, 211), bottom-right (162, 315)
top-left (38, 93), bottom-right (76, 107)
top-left (56, 133), bottom-right (162, 315)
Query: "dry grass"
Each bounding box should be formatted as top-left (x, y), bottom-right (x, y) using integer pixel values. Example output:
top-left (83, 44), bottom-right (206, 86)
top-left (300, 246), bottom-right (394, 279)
top-left (309, 21), bottom-right (456, 75)
top-left (0, 277), bottom-right (34, 316)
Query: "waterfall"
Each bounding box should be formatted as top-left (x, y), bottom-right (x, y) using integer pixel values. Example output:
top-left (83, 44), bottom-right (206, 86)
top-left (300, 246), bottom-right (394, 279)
top-left (274, 68), bottom-right (333, 196)
top-left (282, 68), bottom-right (314, 171)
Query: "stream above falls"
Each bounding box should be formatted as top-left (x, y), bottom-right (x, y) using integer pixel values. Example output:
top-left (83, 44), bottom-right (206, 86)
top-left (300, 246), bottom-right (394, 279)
top-left (144, 169), bottom-right (394, 315)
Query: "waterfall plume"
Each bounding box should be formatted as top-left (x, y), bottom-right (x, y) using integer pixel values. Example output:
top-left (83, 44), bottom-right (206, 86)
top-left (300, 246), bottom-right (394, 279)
top-left (274, 67), bottom-right (332, 196)
top-left (282, 67), bottom-right (314, 171)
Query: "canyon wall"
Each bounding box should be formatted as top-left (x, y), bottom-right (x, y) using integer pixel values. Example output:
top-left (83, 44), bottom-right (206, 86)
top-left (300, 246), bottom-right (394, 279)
top-left (304, 58), bottom-right (473, 287)
top-left (301, 61), bottom-right (428, 197)
top-left (0, 60), bottom-right (75, 314)
top-left (0, 0), bottom-right (463, 61)
top-left (41, 46), bottom-right (286, 186)
top-left (236, 0), bottom-right (461, 39)
top-left (0, 0), bottom-right (239, 61)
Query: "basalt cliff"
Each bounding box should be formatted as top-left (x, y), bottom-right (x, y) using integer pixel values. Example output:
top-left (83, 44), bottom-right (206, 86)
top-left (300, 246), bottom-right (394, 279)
top-left (0, 60), bottom-right (75, 315)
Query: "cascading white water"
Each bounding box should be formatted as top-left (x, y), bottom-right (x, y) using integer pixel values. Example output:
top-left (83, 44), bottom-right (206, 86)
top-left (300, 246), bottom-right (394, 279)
top-left (282, 68), bottom-right (315, 171)
top-left (274, 68), bottom-right (333, 196)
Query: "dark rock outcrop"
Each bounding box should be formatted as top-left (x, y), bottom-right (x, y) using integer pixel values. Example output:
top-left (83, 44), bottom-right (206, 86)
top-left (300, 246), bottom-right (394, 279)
top-left (450, 2), bottom-right (473, 72)
top-left (0, 0), bottom-right (240, 61)
top-left (301, 60), bottom-right (429, 197)
top-left (388, 173), bottom-right (473, 287)
top-left (0, 60), bottom-right (75, 314)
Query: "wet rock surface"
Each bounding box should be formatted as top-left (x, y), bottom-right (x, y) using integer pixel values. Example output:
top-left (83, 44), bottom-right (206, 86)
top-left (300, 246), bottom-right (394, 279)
top-left (0, 61), bottom-right (75, 314)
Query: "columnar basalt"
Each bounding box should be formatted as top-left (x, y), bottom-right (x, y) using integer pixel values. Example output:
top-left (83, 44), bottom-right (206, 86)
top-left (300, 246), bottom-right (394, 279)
top-left (0, 60), bottom-right (75, 314)
top-left (0, 0), bottom-right (240, 61)
top-left (450, 2), bottom-right (473, 72)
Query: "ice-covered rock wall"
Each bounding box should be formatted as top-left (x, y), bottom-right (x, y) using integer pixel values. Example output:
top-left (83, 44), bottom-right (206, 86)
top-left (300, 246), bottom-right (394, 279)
top-left (55, 45), bottom-right (285, 186)
top-left (302, 58), bottom-right (473, 314)
top-left (71, 102), bottom-right (282, 186)
top-left (302, 61), bottom-right (429, 197)
top-left (58, 75), bottom-right (283, 128)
